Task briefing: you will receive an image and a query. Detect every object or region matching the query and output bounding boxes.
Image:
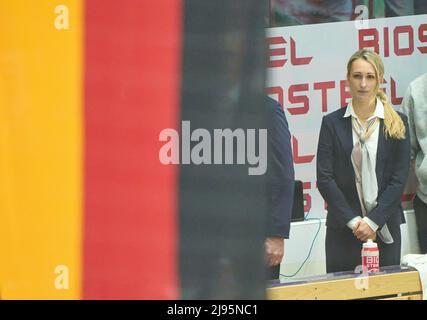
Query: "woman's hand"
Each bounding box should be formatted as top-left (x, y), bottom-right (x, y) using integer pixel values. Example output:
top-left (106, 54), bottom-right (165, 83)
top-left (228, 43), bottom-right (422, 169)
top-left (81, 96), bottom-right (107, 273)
top-left (353, 220), bottom-right (376, 241)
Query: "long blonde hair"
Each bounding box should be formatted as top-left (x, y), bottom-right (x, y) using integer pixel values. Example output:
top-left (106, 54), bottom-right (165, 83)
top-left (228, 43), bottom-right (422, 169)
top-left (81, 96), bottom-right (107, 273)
top-left (347, 49), bottom-right (405, 139)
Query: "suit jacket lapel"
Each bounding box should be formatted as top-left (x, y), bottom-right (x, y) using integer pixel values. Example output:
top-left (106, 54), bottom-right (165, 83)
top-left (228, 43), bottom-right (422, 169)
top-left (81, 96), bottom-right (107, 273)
top-left (337, 116), bottom-right (358, 196)
top-left (338, 116), bottom-right (354, 161)
top-left (376, 119), bottom-right (385, 185)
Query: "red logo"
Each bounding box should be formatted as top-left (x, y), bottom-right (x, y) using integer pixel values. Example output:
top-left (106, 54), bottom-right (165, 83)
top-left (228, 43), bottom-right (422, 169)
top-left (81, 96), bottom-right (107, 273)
top-left (267, 36), bottom-right (313, 68)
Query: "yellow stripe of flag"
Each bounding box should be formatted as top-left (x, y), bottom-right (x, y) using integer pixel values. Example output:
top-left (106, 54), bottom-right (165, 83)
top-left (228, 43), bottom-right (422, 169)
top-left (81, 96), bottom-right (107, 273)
top-left (0, 0), bottom-right (83, 299)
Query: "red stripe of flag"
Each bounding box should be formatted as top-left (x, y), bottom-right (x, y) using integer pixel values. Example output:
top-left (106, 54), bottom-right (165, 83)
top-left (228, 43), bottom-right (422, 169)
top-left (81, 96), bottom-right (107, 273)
top-left (83, 0), bottom-right (181, 299)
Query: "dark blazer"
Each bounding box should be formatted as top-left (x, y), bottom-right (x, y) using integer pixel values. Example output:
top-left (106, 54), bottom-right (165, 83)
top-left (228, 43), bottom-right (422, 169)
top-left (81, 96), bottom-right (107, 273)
top-left (267, 97), bottom-right (295, 239)
top-left (317, 107), bottom-right (410, 230)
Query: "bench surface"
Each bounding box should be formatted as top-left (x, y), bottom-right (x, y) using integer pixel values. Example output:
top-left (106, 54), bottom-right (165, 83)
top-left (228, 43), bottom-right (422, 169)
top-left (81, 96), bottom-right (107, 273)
top-left (267, 266), bottom-right (423, 300)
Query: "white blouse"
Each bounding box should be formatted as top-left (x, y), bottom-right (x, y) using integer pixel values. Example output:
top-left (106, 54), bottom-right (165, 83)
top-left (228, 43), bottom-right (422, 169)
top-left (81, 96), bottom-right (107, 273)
top-left (343, 98), bottom-right (385, 233)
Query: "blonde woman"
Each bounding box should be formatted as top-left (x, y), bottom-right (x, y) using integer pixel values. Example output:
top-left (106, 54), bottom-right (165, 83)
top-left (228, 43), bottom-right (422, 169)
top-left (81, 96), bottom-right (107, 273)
top-left (317, 49), bottom-right (410, 273)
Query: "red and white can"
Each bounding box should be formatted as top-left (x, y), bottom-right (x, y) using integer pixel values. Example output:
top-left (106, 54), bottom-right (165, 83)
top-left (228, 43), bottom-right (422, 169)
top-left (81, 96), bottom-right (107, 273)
top-left (361, 239), bottom-right (379, 273)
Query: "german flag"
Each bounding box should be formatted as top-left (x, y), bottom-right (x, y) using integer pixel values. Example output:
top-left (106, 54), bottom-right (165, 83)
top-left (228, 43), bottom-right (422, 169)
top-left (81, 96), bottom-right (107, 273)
top-left (0, 0), bottom-right (268, 299)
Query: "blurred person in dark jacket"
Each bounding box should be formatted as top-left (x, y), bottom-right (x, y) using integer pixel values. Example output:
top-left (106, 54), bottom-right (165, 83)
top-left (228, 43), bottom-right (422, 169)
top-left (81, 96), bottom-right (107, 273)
top-left (266, 96), bottom-right (295, 279)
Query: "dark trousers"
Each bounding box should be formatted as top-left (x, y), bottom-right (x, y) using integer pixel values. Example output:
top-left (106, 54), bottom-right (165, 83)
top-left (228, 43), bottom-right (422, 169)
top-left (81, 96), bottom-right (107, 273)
top-left (325, 225), bottom-right (401, 274)
top-left (413, 195), bottom-right (427, 254)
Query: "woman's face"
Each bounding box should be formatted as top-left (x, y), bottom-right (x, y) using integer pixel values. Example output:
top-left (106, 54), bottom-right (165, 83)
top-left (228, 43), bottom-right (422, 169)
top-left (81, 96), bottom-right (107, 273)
top-left (347, 58), bottom-right (378, 103)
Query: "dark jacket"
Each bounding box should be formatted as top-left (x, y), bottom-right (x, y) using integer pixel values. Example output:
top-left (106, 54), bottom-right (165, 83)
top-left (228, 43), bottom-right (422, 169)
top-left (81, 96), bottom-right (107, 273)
top-left (317, 107), bottom-right (410, 230)
top-left (267, 97), bottom-right (295, 238)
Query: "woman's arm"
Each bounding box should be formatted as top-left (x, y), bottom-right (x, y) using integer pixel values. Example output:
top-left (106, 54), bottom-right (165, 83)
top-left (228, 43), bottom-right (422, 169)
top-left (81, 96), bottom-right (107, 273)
top-left (317, 115), bottom-right (359, 227)
top-left (366, 115), bottom-right (411, 228)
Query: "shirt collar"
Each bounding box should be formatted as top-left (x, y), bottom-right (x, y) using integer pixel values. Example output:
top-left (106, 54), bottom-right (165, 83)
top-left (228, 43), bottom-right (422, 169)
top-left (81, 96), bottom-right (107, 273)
top-left (343, 98), bottom-right (385, 120)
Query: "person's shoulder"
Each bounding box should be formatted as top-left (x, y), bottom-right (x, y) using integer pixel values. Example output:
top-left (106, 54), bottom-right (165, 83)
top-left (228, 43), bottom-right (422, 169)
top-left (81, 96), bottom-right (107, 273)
top-left (409, 72), bottom-right (427, 88)
top-left (266, 96), bottom-right (283, 111)
top-left (266, 96), bottom-right (287, 122)
top-left (323, 107), bottom-right (346, 122)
